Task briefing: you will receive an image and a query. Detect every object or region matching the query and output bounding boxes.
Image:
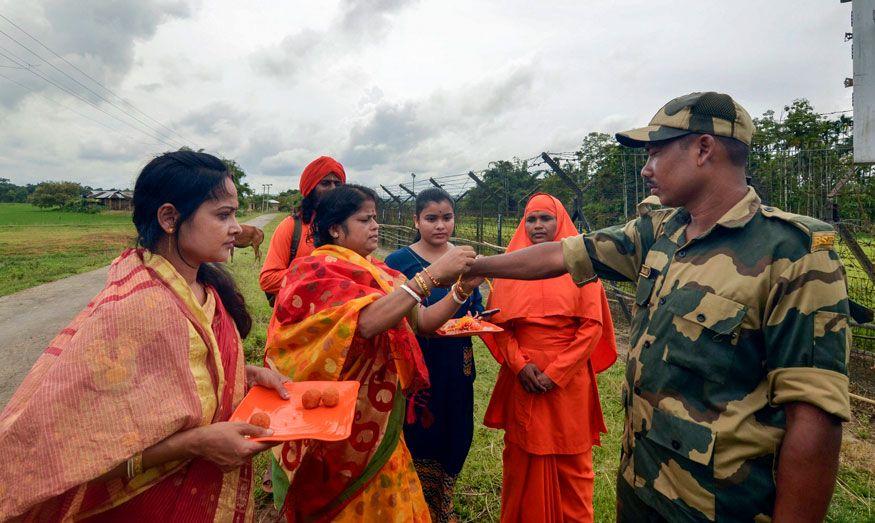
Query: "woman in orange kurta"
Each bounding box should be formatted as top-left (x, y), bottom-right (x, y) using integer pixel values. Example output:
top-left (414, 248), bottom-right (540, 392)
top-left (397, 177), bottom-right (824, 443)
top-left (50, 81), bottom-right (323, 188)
top-left (482, 193), bottom-right (618, 523)
top-left (259, 156), bottom-right (346, 300)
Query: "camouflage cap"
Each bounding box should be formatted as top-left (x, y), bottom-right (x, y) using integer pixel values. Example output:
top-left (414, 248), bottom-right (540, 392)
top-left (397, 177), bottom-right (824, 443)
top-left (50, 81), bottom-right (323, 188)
top-left (616, 91), bottom-right (754, 148)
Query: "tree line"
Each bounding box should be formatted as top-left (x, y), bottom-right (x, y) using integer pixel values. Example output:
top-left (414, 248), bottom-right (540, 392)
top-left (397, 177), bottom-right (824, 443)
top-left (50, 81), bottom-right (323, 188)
top-left (2, 99), bottom-right (870, 227)
top-left (453, 99), bottom-right (869, 230)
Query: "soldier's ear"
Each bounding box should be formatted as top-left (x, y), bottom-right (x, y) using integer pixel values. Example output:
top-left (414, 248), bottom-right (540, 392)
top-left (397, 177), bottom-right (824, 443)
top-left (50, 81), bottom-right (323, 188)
top-left (695, 134), bottom-right (717, 167)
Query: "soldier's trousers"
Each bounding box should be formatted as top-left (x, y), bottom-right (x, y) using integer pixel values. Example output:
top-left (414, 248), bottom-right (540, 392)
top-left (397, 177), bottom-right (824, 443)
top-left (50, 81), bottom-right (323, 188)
top-left (616, 475), bottom-right (668, 523)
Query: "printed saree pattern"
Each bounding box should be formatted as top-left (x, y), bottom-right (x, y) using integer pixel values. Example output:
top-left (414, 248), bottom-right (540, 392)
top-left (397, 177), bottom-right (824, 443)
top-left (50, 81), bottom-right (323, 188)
top-left (265, 245), bottom-right (430, 522)
top-left (0, 249), bottom-right (252, 522)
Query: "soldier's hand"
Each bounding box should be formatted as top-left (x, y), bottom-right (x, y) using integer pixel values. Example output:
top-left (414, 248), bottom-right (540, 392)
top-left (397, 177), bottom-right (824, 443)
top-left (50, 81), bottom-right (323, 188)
top-left (518, 363), bottom-right (547, 393)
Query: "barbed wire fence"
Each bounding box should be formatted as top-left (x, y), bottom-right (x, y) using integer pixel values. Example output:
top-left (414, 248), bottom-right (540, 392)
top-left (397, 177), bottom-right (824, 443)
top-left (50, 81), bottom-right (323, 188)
top-left (372, 145), bottom-right (875, 378)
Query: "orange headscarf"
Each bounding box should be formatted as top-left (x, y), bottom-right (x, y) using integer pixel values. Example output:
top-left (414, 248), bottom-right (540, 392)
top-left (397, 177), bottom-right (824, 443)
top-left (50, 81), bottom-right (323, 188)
top-left (488, 193), bottom-right (617, 372)
top-left (299, 156), bottom-right (346, 196)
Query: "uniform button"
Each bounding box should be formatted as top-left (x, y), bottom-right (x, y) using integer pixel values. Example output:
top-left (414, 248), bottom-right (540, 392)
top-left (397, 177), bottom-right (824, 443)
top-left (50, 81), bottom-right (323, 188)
top-left (643, 341), bottom-right (651, 349)
top-left (658, 297), bottom-right (666, 305)
top-left (677, 250), bottom-right (686, 258)
top-left (696, 313), bottom-right (706, 322)
top-left (671, 440), bottom-right (681, 450)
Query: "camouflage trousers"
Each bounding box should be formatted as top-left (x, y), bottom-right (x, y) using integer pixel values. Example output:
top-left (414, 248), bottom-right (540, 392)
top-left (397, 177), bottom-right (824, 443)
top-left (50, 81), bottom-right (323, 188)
top-left (616, 475), bottom-right (668, 523)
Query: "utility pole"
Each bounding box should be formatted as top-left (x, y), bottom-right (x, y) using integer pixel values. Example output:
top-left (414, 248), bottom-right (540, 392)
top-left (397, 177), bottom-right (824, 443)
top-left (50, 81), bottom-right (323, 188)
top-left (411, 172), bottom-right (416, 195)
top-left (265, 183), bottom-right (272, 212)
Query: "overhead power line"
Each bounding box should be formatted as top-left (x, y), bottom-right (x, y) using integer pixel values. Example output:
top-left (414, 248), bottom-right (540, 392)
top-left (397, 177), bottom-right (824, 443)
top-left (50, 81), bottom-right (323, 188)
top-left (0, 71), bottom-right (164, 148)
top-left (0, 24), bottom-right (186, 149)
top-left (0, 45), bottom-right (180, 149)
top-left (0, 13), bottom-right (195, 147)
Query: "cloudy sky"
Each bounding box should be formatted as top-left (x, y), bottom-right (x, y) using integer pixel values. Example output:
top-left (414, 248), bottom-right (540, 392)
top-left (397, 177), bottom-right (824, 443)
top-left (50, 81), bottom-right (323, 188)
top-left (0, 0), bottom-right (854, 193)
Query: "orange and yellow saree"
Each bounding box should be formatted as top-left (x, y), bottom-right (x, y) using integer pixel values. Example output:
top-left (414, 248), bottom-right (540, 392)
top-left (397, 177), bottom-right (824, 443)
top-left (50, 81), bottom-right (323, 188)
top-left (0, 249), bottom-right (253, 522)
top-left (265, 244), bottom-right (431, 522)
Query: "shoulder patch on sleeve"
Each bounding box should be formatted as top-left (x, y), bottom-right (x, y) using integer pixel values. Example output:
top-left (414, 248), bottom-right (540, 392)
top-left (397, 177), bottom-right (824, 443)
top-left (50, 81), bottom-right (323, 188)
top-left (760, 205), bottom-right (836, 251)
top-left (811, 231), bottom-right (836, 252)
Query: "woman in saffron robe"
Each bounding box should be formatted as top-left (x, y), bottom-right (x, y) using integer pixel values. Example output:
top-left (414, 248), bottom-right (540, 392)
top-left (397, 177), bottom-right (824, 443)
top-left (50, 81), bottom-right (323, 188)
top-left (482, 193), bottom-right (618, 523)
top-left (264, 184), bottom-right (482, 522)
top-left (0, 151), bottom-right (290, 521)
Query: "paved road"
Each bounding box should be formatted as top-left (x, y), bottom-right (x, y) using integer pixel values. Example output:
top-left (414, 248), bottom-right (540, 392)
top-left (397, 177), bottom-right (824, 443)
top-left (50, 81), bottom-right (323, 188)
top-left (0, 213), bottom-right (279, 408)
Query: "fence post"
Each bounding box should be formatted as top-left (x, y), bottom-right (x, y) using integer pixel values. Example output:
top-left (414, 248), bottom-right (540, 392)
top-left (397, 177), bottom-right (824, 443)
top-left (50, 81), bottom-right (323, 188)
top-left (497, 213), bottom-right (503, 246)
top-left (540, 152), bottom-right (591, 232)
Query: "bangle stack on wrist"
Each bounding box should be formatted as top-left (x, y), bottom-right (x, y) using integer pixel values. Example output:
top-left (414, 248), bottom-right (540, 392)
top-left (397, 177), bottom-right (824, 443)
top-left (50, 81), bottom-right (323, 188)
top-left (412, 272), bottom-right (431, 298)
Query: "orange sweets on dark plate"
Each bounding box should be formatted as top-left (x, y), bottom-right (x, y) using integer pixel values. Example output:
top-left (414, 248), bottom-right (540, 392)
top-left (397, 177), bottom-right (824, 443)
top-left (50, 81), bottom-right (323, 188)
top-left (249, 412), bottom-right (271, 429)
top-left (321, 388), bottom-right (339, 407)
top-left (302, 389), bottom-right (322, 409)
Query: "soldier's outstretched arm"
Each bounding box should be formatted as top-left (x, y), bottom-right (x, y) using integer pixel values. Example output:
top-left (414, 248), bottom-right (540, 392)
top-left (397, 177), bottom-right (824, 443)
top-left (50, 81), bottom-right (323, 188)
top-left (469, 241), bottom-right (566, 280)
top-left (772, 402), bottom-right (842, 522)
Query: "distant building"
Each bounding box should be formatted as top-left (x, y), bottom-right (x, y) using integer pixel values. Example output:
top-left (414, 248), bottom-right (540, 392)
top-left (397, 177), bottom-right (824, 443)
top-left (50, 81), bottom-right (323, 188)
top-left (88, 189), bottom-right (133, 211)
top-left (267, 199), bottom-right (280, 211)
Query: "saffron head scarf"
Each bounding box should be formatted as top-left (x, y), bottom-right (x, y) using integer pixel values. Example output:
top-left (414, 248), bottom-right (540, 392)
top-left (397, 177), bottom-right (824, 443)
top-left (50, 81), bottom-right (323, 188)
top-left (299, 156), bottom-right (346, 196)
top-left (488, 193), bottom-right (617, 372)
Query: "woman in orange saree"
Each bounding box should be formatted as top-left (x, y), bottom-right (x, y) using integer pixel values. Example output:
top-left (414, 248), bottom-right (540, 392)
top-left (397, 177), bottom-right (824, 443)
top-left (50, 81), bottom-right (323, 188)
top-left (0, 152), bottom-right (288, 521)
top-left (481, 193), bottom-right (618, 523)
top-left (264, 184), bottom-right (480, 522)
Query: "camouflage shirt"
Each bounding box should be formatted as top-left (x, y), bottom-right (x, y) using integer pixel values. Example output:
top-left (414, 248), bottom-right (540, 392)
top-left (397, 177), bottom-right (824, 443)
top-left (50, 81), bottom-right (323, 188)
top-left (562, 187), bottom-right (851, 522)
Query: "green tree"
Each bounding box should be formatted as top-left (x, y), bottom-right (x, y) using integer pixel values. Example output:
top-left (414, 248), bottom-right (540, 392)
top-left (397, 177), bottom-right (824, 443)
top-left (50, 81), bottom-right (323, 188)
top-left (276, 188), bottom-right (301, 212)
top-left (0, 178), bottom-right (28, 203)
top-left (28, 181), bottom-right (85, 208)
top-left (221, 158), bottom-right (253, 202)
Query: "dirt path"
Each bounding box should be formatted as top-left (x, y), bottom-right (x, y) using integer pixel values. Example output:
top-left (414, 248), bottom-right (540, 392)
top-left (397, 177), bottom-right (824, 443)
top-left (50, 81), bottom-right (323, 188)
top-left (0, 214), bottom-right (279, 408)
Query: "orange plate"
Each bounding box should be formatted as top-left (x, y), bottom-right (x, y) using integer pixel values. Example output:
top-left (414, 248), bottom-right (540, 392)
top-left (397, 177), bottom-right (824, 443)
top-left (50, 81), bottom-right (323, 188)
top-left (230, 381), bottom-right (360, 443)
top-left (436, 317), bottom-right (504, 337)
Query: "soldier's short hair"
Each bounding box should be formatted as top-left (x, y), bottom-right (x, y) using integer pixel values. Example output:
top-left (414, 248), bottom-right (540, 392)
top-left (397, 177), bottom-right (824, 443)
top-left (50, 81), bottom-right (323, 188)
top-left (678, 133), bottom-right (749, 168)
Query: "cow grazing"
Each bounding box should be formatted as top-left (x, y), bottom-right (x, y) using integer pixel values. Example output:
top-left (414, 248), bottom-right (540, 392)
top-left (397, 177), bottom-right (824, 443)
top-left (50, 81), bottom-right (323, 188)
top-left (231, 224), bottom-right (265, 263)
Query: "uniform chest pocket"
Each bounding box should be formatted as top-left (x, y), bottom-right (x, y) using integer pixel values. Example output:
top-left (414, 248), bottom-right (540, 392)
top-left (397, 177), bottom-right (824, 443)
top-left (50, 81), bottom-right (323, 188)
top-left (662, 287), bottom-right (747, 384)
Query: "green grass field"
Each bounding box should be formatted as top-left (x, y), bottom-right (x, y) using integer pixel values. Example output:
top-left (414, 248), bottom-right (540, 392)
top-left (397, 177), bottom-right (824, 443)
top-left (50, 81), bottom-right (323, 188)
top-left (0, 203), bottom-right (136, 296)
top-left (227, 216), bottom-right (873, 522)
top-left (0, 203), bottom-right (266, 297)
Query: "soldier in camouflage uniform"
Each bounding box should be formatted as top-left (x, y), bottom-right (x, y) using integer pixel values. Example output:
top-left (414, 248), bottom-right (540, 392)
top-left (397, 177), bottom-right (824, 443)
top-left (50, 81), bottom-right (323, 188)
top-left (471, 92), bottom-right (851, 522)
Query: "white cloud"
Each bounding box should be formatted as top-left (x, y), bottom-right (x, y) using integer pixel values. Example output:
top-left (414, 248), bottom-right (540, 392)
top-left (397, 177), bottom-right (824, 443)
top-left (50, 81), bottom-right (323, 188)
top-left (0, 0), bottom-right (855, 193)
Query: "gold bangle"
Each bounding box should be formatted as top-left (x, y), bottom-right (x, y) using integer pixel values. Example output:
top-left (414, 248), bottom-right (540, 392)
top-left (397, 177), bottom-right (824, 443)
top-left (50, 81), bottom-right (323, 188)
top-left (413, 273), bottom-right (431, 297)
top-left (409, 274), bottom-right (427, 297)
top-left (422, 267), bottom-right (441, 287)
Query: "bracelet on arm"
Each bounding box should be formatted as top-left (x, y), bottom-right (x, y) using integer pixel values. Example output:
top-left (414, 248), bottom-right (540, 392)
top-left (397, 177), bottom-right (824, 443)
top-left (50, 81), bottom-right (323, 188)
top-left (413, 273), bottom-right (432, 298)
top-left (400, 284), bottom-right (423, 304)
top-left (126, 452), bottom-right (143, 481)
top-left (422, 267), bottom-right (441, 287)
top-left (450, 283), bottom-right (468, 305)
top-left (456, 282), bottom-right (473, 297)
